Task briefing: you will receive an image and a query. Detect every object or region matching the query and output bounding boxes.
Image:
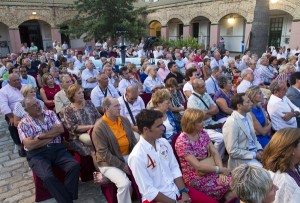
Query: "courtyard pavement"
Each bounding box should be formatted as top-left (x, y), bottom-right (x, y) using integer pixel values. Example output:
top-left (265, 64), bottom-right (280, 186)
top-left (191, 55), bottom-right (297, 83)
top-left (0, 115), bottom-right (107, 203)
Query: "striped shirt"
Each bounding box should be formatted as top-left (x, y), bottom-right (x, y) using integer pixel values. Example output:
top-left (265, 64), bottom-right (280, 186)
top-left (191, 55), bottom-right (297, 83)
top-left (18, 110), bottom-right (62, 145)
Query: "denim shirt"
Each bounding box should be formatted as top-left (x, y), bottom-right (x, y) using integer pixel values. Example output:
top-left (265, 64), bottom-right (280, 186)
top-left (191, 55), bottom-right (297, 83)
top-left (162, 110), bottom-right (182, 143)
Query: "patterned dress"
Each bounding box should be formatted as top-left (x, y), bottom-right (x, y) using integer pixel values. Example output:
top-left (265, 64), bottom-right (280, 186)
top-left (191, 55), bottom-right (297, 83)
top-left (175, 131), bottom-right (230, 200)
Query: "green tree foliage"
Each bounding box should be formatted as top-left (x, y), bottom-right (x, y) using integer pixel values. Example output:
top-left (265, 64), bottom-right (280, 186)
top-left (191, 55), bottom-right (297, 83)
top-left (60, 0), bottom-right (150, 42)
top-left (154, 37), bottom-right (204, 50)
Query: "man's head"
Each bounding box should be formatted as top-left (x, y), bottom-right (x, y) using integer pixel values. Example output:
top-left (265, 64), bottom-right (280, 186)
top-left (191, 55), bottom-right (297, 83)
top-left (249, 59), bottom-right (257, 70)
top-left (60, 75), bottom-right (72, 90)
top-left (242, 55), bottom-right (250, 64)
top-left (136, 109), bottom-right (164, 136)
top-left (175, 53), bottom-right (182, 60)
top-left (192, 78), bottom-right (206, 95)
top-left (157, 60), bottom-right (166, 69)
top-left (102, 96), bottom-right (121, 117)
top-left (97, 73), bottom-right (109, 88)
top-left (22, 97), bottom-right (43, 118)
top-left (241, 69), bottom-right (254, 82)
top-left (167, 61), bottom-right (177, 73)
top-left (103, 64), bottom-right (113, 77)
top-left (119, 66), bottom-right (130, 80)
top-left (231, 93), bottom-right (253, 114)
top-left (214, 52), bottom-right (221, 60)
top-left (270, 80), bottom-right (287, 99)
top-left (8, 73), bottom-right (21, 89)
top-left (9, 66), bottom-right (20, 76)
top-left (260, 56), bottom-right (269, 66)
top-left (290, 72), bottom-right (300, 88)
top-left (50, 67), bottom-right (59, 79)
top-left (211, 66), bottom-right (222, 79)
top-left (19, 66), bottom-right (28, 78)
top-left (23, 58), bottom-right (31, 67)
top-left (125, 85), bottom-right (139, 104)
top-left (85, 60), bottom-right (94, 71)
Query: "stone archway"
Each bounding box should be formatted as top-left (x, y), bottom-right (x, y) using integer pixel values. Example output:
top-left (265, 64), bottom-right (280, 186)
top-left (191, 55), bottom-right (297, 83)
top-left (0, 22), bottom-right (11, 55)
top-left (218, 14), bottom-right (247, 52)
top-left (18, 20), bottom-right (52, 51)
top-left (167, 18), bottom-right (184, 40)
top-left (149, 21), bottom-right (162, 37)
top-left (190, 16), bottom-right (211, 47)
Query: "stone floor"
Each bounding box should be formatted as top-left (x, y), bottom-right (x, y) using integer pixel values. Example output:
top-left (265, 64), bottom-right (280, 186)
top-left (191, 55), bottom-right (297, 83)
top-left (0, 115), bottom-right (107, 203)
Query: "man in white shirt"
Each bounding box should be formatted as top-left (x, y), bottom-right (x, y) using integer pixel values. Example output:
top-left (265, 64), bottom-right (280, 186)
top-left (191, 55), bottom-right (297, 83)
top-left (237, 69), bottom-right (254, 93)
top-left (74, 54), bottom-right (85, 70)
top-left (103, 63), bottom-right (119, 88)
top-left (205, 66), bottom-right (222, 96)
top-left (222, 50), bottom-right (231, 68)
top-left (128, 109), bottom-right (191, 203)
top-left (153, 46), bottom-right (164, 59)
top-left (81, 60), bottom-right (98, 97)
top-left (267, 80), bottom-right (300, 131)
top-left (118, 85), bottom-right (145, 134)
top-left (118, 66), bottom-right (142, 95)
top-left (210, 52), bottom-right (223, 69)
top-left (91, 73), bottom-right (119, 114)
top-left (238, 55), bottom-right (250, 72)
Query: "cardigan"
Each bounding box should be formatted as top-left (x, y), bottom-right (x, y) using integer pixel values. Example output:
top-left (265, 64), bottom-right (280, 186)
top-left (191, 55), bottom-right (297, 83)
top-left (92, 116), bottom-right (137, 170)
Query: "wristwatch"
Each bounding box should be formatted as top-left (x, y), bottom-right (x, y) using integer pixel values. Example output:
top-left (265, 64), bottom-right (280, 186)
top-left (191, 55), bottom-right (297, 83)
top-left (179, 187), bottom-right (189, 195)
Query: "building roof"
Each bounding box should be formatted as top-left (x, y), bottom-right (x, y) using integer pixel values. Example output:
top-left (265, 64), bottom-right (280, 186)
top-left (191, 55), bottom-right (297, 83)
top-left (134, 0), bottom-right (211, 8)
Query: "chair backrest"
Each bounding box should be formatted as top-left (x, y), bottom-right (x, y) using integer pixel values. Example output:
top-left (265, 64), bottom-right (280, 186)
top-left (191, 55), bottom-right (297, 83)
top-left (140, 93), bottom-right (152, 106)
top-left (171, 132), bottom-right (182, 171)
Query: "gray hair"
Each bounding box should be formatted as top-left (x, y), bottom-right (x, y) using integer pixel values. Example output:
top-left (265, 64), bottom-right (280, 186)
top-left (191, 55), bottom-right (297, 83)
top-left (270, 80), bottom-right (283, 94)
top-left (145, 65), bottom-right (157, 75)
top-left (245, 86), bottom-right (261, 102)
top-left (85, 59), bottom-right (92, 66)
top-left (211, 66), bottom-right (220, 74)
top-left (217, 75), bottom-right (229, 89)
top-left (20, 84), bottom-right (35, 97)
top-left (103, 63), bottom-right (112, 71)
top-left (102, 96), bottom-right (113, 112)
top-left (241, 68), bottom-right (253, 78)
top-left (231, 164), bottom-right (273, 203)
top-left (49, 66), bottom-right (58, 73)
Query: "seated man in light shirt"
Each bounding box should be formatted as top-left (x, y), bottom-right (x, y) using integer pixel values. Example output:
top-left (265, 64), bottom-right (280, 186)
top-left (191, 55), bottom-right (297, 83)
top-left (91, 73), bottom-right (119, 114)
top-left (267, 80), bottom-right (300, 131)
top-left (129, 109), bottom-right (216, 203)
top-left (237, 69), bottom-right (254, 93)
top-left (118, 85), bottom-right (145, 138)
top-left (118, 66), bottom-right (143, 96)
top-left (81, 59), bottom-right (98, 97)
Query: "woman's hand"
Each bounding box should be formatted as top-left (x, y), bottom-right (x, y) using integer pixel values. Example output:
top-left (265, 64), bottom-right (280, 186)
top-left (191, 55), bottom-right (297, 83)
top-left (217, 174), bottom-right (229, 185)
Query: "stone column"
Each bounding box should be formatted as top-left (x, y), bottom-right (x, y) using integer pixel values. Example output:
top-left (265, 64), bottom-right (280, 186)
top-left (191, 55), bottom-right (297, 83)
top-left (290, 20), bottom-right (300, 49)
top-left (244, 22), bottom-right (252, 50)
top-left (183, 25), bottom-right (191, 38)
top-left (161, 26), bottom-right (169, 39)
top-left (210, 24), bottom-right (220, 48)
top-left (8, 28), bottom-right (22, 53)
top-left (51, 28), bottom-right (61, 44)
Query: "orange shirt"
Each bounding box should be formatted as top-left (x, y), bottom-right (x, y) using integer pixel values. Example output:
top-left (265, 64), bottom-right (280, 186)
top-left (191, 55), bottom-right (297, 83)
top-left (103, 114), bottom-right (129, 155)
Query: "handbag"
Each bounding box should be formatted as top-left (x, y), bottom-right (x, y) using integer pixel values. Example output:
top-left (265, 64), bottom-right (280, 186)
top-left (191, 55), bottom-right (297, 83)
top-left (196, 145), bottom-right (216, 176)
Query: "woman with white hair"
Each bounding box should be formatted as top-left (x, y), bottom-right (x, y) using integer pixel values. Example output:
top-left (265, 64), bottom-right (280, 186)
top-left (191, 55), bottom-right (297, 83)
top-left (143, 65), bottom-right (164, 93)
top-left (13, 84), bottom-right (45, 127)
top-left (231, 164), bottom-right (278, 203)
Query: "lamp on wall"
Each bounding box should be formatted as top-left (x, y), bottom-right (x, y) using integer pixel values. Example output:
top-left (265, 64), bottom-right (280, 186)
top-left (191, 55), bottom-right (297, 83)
top-left (32, 12), bottom-right (37, 15)
top-left (271, 0), bottom-right (278, 3)
top-left (228, 16), bottom-right (235, 24)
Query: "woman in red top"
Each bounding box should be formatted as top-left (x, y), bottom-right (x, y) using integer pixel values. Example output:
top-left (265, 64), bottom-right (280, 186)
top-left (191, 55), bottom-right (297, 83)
top-left (40, 72), bottom-right (61, 110)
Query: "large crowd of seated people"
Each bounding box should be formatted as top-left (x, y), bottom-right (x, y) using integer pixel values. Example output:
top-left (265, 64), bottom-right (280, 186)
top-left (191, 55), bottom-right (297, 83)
top-left (1, 41), bottom-right (300, 202)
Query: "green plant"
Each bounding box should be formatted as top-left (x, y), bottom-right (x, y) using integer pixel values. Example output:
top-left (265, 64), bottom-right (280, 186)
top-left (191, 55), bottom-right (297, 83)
top-left (153, 37), bottom-right (204, 49)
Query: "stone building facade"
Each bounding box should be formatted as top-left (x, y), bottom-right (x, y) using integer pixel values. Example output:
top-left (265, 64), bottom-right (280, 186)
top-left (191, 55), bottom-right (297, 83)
top-left (0, 0), bottom-right (299, 54)
top-left (139, 0), bottom-right (300, 52)
top-left (0, 0), bottom-right (78, 54)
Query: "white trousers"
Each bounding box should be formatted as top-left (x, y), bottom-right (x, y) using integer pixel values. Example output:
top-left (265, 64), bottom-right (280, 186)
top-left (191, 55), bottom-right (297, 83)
top-left (246, 158), bottom-right (263, 168)
top-left (99, 156), bottom-right (132, 203)
top-left (206, 129), bottom-right (225, 159)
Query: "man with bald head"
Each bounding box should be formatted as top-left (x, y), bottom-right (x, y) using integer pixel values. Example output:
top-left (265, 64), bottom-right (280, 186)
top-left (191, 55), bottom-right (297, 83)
top-left (118, 85), bottom-right (145, 133)
top-left (187, 78), bottom-right (225, 157)
top-left (18, 97), bottom-right (80, 202)
top-left (0, 73), bottom-right (25, 156)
